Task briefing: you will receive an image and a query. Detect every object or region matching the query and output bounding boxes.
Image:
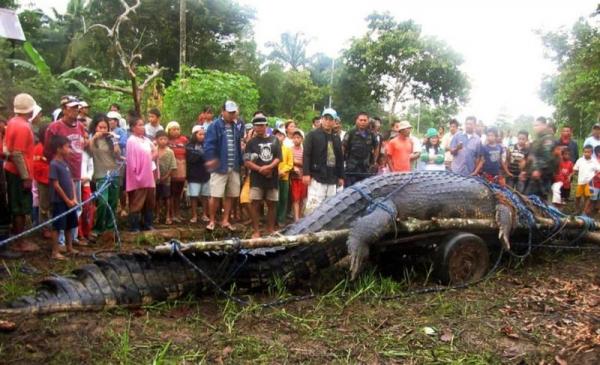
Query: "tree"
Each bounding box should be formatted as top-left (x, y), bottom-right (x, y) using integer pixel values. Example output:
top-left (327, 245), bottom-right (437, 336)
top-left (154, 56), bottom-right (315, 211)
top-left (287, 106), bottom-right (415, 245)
top-left (539, 15), bottom-right (600, 140)
top-left (266, 32), bottom-right (311, 71)
top-left (163, 67), bottom-right (259, 133)
top-left (342, 12), bottom-right (469, 120)
top-left (404, 103), bottom-right (458, 135)
top-left (86, 0), bottom-right (166, 116)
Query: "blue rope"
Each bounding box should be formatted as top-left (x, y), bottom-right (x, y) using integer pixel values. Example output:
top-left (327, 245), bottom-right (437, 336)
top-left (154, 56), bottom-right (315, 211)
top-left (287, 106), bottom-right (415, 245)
top-left (0, 162), bottom-right (124, 250)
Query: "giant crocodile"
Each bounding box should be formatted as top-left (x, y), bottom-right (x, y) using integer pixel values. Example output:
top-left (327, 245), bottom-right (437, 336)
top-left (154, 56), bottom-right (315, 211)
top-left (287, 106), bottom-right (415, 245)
top-left (0, 170), bottom-right (588, 315)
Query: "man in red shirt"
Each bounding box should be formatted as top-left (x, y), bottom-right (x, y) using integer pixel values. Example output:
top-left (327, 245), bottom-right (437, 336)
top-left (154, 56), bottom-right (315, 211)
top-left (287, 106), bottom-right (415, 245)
top-left (386, 121), bottom-right (414, 172)
top-left (44, 96), bottom-right (88, 244)
top-left (3, 93), bottom-right (38, 253)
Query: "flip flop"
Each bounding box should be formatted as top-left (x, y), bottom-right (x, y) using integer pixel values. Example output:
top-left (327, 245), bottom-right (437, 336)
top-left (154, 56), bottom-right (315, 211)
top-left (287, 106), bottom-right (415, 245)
top-left (206, 222), bottom-right (215, 231)
top-left (221, 223), bottom-right (236, 232)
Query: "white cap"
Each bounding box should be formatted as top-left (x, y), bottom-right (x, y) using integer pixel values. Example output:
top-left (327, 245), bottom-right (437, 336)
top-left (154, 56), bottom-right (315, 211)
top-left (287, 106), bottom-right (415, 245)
top-left (224, 100), bottom-right (238, 112)
top-left (106, 111), bottom-right (122, 120)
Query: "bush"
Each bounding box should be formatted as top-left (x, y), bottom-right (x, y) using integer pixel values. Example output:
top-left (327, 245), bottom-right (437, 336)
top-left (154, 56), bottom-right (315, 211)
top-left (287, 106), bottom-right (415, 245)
top-left (163, 67), bottom-right (259, 134)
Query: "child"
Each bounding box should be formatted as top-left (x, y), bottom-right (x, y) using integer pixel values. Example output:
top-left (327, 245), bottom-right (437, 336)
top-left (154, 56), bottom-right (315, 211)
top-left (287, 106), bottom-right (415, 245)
top-left (573, 145), bottom-right (600, 214)
top-left (377, 154), bottom-right (390, 175)
top-left (587, 146), bottom-right (600, 215)
top-left (551, 148), bottom-right (574, 207)
top-left (33, 124), bottom-right (51, 239)
top-left (273, 128), bottom-right (293, 227)
top-left (506, 130), bottom-right (529, 191)
top-left (49, 135), bottom-right (78, 260)
top-left (186, 125), bottom-right (210, 223)
top-left (156, 130), bottom-right (177, 224)
top-left (290, 130), bottom-right (306, 222)
top-left (166, 121), bottom-right (188, 223)
top-left (473, 127), bottom-right (512, 185)
top-left (78, 148), bottom-right (95, 242)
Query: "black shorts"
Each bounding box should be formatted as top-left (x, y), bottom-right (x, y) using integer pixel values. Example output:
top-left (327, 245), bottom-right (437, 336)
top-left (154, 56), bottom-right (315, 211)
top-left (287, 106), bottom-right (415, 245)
top-left (52, 201), bottom-right (78, 231)
top-left (156, 183), bottom-right (171, 199)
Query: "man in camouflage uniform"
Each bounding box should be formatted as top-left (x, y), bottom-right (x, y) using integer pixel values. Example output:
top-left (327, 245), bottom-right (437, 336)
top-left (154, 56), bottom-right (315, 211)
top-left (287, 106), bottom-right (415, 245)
top-left (522, 116), bottom-right (557, 199)
top-left (343, 112), bottom-right (379, 187)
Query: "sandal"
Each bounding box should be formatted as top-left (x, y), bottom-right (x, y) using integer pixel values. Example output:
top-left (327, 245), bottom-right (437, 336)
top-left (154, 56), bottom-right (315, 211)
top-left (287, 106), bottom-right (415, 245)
top-left (190, 217), bottom-right (197, 223)
top-left (206, 222), bottom-right (215, 231)
top-left (165, 218), bottom-right (173, 225)
top-left (51, 253), bottom-right (67, 261)
top-left (221, 223), bottom-right (236, 232)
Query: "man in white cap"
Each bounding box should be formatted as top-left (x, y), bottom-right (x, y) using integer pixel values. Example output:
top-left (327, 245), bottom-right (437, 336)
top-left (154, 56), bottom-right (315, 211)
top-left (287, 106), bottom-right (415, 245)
top-left (77, 101), bottom-right (92, 128)
top-left (3, 93), bottom-right (39, 253)
top-left (204, 100), bottom-right (244, 231)
top-left (386, 120), bottom-right (414, 172)
top-left (44, 95), bottom-right (89, 245)
top-left (302, 108), bottom-right (344, 215)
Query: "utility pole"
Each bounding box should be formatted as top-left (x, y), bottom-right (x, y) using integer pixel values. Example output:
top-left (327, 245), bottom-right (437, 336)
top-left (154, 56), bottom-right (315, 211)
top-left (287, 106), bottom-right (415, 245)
top-left (328, 58), bottom-right (335, 108)
top-left (179, 0), bottom-right (187, 75)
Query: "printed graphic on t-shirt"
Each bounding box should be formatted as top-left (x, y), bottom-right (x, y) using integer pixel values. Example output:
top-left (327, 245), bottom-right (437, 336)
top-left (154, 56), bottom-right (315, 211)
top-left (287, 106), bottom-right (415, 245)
top-left (488, 147), bottom-right (501, 163)
top-left (259, 143), bottom-right (273, 162)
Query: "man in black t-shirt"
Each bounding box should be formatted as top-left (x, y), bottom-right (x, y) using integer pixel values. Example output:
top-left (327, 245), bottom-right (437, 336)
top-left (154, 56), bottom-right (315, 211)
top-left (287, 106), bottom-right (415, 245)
top-left (243, 114), bottom-right (282, 238)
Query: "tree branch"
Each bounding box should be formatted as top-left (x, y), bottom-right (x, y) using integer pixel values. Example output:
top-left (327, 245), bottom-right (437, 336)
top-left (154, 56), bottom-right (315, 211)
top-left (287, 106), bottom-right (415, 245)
top-left (138, 63), bottom-right (166, 91)
top-left (90, 81), bottom-right (131, 94)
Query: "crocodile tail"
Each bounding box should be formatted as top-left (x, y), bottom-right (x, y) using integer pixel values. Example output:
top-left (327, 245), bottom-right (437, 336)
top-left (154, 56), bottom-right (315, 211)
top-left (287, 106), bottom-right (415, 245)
top-left (0, 252), bottom-right (204, 315)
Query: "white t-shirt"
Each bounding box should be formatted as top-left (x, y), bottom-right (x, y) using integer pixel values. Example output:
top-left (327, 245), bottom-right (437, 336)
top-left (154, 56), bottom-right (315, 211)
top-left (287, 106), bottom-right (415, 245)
top-left (583, 136), bottom-right (600, 151)
top-left (144, 123), bottom-right (163, 139)
top-left (573, 157), bottom-right (600, 185)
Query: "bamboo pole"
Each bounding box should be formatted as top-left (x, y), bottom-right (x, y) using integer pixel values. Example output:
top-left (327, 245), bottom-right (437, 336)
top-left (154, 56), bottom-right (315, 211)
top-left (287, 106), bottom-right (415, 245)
top-left (152, 216), bottom-right (600, 255)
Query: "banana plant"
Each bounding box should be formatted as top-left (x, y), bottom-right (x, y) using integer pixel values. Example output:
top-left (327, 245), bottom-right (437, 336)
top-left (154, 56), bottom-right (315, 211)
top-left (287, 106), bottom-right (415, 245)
top-left (8, 41), bottom-right (98, 94)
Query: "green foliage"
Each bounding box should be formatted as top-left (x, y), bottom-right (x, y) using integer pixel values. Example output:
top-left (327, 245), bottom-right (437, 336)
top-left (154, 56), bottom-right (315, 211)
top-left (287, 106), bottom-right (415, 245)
top-left (340, 12), bottom-right (469, 120)
top-left (258, 63), bottom-right (321, 124)
top-left (540, 16), bottom-right (600, 140)
top-left (163, 67), bottom-right (259, 133)
top-left (404, 103), bottom-right (458, 136)
top-left (266, 32), bottom-right (311, 71)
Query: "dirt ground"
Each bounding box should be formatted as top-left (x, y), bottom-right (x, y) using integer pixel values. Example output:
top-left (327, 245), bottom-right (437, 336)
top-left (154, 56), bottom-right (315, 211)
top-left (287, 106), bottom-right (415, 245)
top-left (0, 220), bottom-right (599, 364)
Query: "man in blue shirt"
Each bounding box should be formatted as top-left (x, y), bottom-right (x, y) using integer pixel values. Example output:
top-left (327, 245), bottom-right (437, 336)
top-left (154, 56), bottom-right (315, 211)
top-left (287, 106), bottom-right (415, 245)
top-left (450, 116), bottom-right (481, 176)
top-left (204, 101), bottom-right (244, 231)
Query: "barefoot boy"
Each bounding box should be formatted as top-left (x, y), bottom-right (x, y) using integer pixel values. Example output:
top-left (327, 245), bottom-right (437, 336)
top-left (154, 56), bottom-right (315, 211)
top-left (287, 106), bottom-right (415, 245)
top-left (49, 135), bottom-right (79, 259)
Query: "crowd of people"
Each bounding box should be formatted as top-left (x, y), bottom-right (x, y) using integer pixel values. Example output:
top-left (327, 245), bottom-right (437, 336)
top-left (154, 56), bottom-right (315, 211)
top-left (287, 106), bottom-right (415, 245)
top-left (0, 92), bottom-right (596, 259)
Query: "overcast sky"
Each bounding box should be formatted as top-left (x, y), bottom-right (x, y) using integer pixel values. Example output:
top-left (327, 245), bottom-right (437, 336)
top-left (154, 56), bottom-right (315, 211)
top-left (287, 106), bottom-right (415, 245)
top-left (26, 0), bottom-right (598, 123)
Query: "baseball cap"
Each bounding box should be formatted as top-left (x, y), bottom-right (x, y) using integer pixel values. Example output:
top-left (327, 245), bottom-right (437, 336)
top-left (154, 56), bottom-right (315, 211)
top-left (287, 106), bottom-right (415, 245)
top-left (60, 95), bottom-right (80, 108)
top-left (79, 101), bottom-right (89, 108)
top-left (397, 121), bottom-right (412, 130)
top-left (426, 128), bottom-right (438, 138)
top-left (273, 127), bottom-right (286, 135)
top-left (106, 111), bottom-right (122, 120)
top-left (191, 125), bottom-right (204, 135)
top-left (29, 104), bottom-right (42, 122)
top-left (245, 123), bottom-right (254, 130)
top-left (252, 115), bottom-right (268, 125)
top-left (322, 108), bottom-right (338, 119)
top-left (13, 93), bottom-right (36, 114)
top-left (593, 123), bottom-right (600, 130)
top-left (224, 100), bottom-right (238, 112)
top-left (292, 130), bottom-right (304, 138)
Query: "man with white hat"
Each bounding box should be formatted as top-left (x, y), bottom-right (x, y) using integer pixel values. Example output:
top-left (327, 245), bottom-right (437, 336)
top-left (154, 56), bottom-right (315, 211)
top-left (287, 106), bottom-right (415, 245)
top-left (386, 120), bottom-right (414, 172)
top-left (302, 108), bottom-right (344, 215)
top-left (204, 100), bottom-right (244, 231)
top-left (3, 93), bottom-right (39, 253)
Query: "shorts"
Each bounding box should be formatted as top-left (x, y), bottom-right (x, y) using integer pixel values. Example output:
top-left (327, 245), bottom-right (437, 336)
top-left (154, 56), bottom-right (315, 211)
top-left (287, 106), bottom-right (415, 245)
top-left (170, 180), bottom-right (185, 199)
top-left (290, 179), bottom-right (307, 202)
top-left (575, 184), bottom-right (591, 198)
top-left (209, 169), bottom-right (240, 198)
top-left (6, 171), bottom-right (32, 216)
top-left (240, 177), bottom-right (251, 204)
top-left (187, 182), bottom-right (210, 197)
top-left (551, 182), bottom-right (563, 204)
top-left (52, 201), bottom-right (78, 231)
top-left (305, 179), bottom-right (342, 215)
top-left (590, 186), bottom-right (600, 201)
top-left (156, 183), bottom-right (171, 199)
top-left (249, 187), bottom-right (279, 202)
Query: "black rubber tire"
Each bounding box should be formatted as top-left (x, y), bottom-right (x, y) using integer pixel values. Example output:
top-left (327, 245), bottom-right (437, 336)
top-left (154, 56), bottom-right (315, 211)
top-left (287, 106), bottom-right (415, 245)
top-left (433, 232), bottom-right (490, 285)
